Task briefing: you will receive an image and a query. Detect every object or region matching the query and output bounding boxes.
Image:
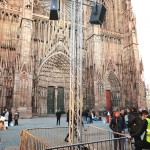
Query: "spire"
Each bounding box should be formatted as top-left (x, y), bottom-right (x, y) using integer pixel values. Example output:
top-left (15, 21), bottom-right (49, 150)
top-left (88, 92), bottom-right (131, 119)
top-left (140, 58), bottom-right (144, 73)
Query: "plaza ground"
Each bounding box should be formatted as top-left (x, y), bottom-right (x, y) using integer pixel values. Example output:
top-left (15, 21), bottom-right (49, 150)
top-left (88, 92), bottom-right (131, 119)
top-left (0, 116), bottom-right (109, 150)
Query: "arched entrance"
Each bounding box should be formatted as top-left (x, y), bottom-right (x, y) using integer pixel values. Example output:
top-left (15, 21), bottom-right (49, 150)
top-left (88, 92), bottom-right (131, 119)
top-left (37, 48), bottom-right (70, 114)
top-left (106, 71), bottom-right (121, 110)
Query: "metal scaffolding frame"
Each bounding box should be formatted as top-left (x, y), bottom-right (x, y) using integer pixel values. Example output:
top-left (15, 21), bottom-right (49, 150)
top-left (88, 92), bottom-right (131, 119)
top-left (69, 0), bottom-right (83, 144)
top-left (37, 0), bottom-right (100, 144)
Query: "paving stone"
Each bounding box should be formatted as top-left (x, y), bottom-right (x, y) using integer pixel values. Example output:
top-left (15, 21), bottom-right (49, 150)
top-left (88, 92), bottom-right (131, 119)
top-left (0, 116), bottom-right (109, 150)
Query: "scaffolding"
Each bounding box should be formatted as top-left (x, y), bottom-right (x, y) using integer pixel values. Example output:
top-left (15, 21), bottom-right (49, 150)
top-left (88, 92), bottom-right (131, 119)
top-left (69, 0), bottom-right (83, 144)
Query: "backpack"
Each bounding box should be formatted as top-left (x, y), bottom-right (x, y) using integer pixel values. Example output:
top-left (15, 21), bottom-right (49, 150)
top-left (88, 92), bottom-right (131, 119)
top-left (128, 112), bottom-right (142, 132)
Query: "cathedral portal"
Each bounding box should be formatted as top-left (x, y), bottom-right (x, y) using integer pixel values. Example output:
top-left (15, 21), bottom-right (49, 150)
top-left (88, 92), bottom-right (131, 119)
top-left (0, 0), bottom-right (146, 118)
top-left (36, 44), bottom-right (70, 114)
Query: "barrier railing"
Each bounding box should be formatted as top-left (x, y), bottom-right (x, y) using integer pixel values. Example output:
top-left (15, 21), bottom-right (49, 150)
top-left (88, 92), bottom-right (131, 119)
top-left (20, 126), bottom-right (133, 150)
top-left (45, 137), bottom-right (132, 150)
top-left (20, 127), bottom-right (69, 150)
top-left (20, 129), bottom-right (49, 150)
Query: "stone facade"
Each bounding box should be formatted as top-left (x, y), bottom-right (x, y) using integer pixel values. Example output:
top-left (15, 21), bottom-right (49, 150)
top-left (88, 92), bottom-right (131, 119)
top-left (0, 0), bottom-right (146, 118)
top-left (146, 84), bottom-right (150, 111)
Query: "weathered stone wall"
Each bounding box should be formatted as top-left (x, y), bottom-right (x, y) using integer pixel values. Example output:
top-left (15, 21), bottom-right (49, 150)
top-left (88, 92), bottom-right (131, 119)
top-left (0, 0), bottom-right (146, 117)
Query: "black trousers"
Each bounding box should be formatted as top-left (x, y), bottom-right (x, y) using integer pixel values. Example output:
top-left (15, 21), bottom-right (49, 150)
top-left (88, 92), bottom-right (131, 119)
top-left (14, 119), bottom-right (18, 125)
top-left (8, 120), bottom-right (12, 126)
top-left (135, 140), bottom-right (150, 150)
top-left (56, 118), bottom-right (60, 125)
top-left (130, 131), bottom-right (141, 150)
top-left (113, 134), bottom-right (125, 150)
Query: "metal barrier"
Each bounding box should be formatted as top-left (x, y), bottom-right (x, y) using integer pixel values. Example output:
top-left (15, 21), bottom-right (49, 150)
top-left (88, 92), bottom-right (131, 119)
top-left (20, 129), bottom-right (49, 150)
top-left (20, 127), bottom-right (69, 150)
top-left (84, 126), bottom-right (114, 142)
top-left (20, 126), bottom-right (133, 150)
top-left (45, 138), bottom-right (132, 150)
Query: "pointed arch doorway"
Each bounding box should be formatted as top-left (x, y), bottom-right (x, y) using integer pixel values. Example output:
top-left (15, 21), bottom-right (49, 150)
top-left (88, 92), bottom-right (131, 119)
top-left (106, 71), bottom-right (121, 110)
top-left (37, 48), bottom-right (70, 114)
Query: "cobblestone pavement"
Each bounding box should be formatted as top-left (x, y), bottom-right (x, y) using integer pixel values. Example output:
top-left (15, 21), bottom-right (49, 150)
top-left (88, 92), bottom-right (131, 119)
top-left (0, 116), bottom-right (109, 150)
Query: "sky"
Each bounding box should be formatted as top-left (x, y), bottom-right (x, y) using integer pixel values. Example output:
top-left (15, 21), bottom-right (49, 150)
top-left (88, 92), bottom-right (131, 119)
top-left (131, 0), bottom-right (150, 85)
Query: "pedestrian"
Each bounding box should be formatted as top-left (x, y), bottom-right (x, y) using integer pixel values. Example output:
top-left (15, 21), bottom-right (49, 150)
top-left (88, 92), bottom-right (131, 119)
top-left (109, 110), bottom-right (126, 150)
top-left (106, 110), bottom-right (111, 123)
top-left (64, 110), bottom-right (69, 142)
top-left (0, 115), bottom-right (7, 130)
top-left (14, 110), bottom-right (19, 126)
top-left (1, 110), bottom-right (6, 116)
top-left (128, 110), bottom-right (150, 150)
top-left (56, 110), bottom-right (62, 125)
top-left (128, 107), bottom-right (142, 149)
top-left (124, 108), bottom-right (132, 131)
top-left (85, 109), bottom-right (88, 122)
top-left (87, 111), bottom-right (92, 123)
top-left (98, 110), bottom-right (102, 121)
top-left (4, 108), bottom-right (9, 128)
top-left (120, 108), bottom-right (125, 124)
top-left (8, 109), bottom-right (13, 126)
top-left (66, 110), bottom-right (69, 126)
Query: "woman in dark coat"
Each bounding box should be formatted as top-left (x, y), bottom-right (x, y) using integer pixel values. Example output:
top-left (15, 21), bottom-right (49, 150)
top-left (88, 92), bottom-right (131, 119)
top-left (8, 110), bottom-right (12, 126)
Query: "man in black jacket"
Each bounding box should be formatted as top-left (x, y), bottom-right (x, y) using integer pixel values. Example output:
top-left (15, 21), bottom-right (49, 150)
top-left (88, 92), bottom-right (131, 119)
top-left (109, 110), bottom-right (126, 150)
top-left (56, 110), bottom-right (62, 125)
top-left (128, 110), bottom-right (150, 150)
top-left (128, 107), bottom-right (142, 149)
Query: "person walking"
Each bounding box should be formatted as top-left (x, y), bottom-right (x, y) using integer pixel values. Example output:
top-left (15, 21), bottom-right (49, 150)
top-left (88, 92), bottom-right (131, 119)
top-left (8, 109), bottom-right (12, 126)
top-left (14, 110), bottom-right (19, 126)
top-left (4, 108), bottom-right (9, 128)
top-left (106, 110), bottom-right (110, 123)
top-left (56, 110), bottom-right (62, 125)
top-left (128, 110), bottom-right (150, 150)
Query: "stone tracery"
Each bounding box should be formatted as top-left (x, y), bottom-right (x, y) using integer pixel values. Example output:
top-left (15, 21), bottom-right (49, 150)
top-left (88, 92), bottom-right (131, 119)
top-left (0, 0), bottom-right (146, 117)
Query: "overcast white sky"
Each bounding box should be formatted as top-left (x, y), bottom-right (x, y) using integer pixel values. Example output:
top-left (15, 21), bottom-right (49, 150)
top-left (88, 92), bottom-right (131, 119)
top-left (131, 0), bottom-right (150, 85)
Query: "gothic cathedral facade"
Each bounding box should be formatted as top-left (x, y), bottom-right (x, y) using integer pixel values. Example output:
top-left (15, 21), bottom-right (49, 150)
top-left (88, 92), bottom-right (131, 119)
top-left (0, 0), bottom-right (146, 118)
